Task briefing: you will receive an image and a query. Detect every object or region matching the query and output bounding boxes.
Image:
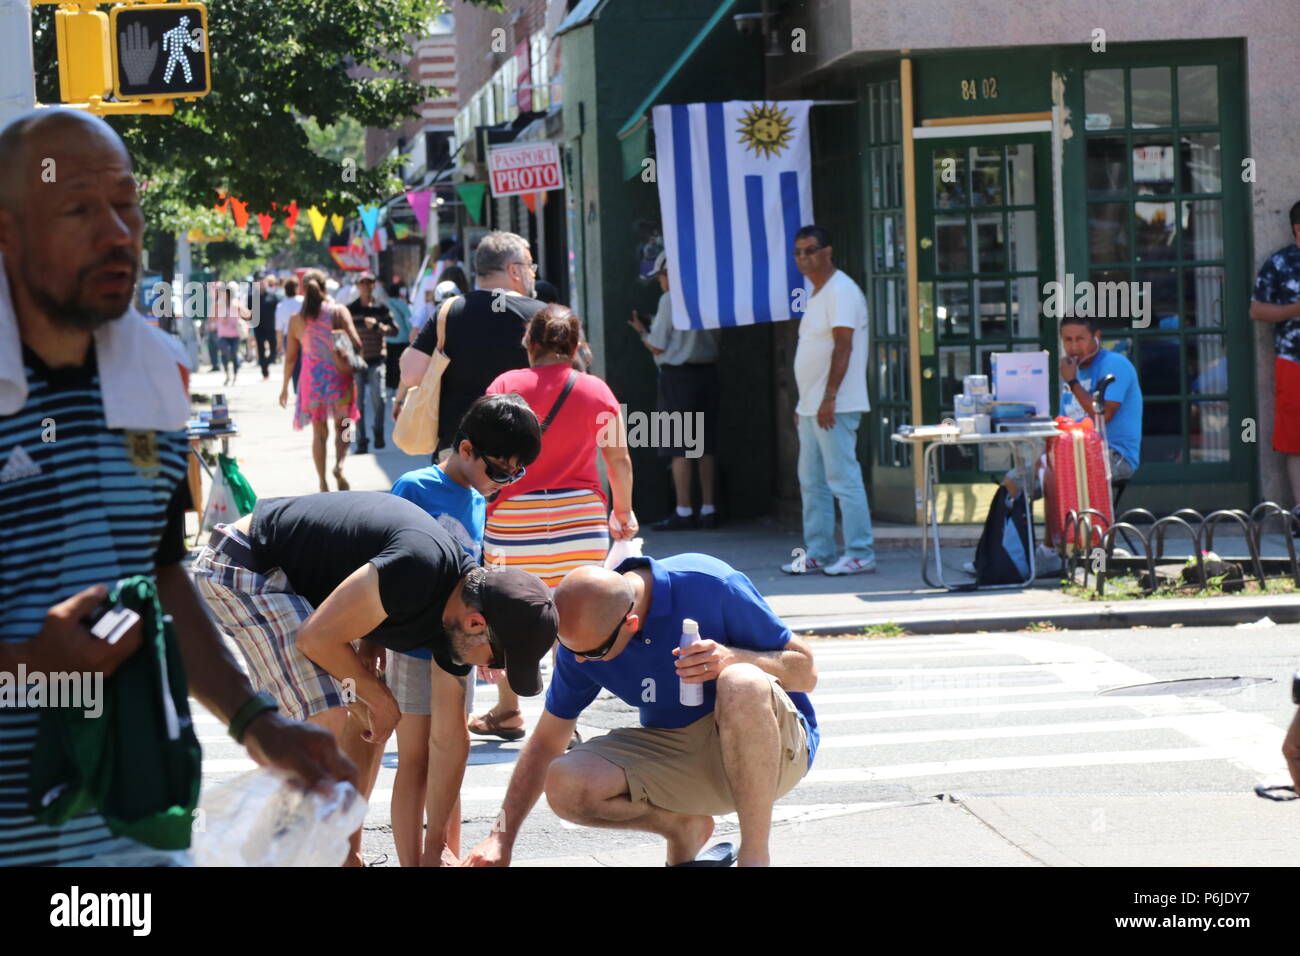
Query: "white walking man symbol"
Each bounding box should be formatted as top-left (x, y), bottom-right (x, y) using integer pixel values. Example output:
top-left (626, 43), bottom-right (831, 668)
top-left (161, 16), bottom-right (201, 84)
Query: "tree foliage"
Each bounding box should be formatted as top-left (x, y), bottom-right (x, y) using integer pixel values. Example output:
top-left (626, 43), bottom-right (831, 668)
top-left (32, 0), bottom-right (497, 225)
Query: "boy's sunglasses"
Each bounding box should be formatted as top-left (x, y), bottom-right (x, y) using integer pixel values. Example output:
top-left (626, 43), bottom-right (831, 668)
top-left (475, 448), bottom-right (527, 485)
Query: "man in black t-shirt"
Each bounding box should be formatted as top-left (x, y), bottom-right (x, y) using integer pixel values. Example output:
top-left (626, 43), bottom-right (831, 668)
top-left (349, 271), bottom-right (399, 452)
top-left (192, 490), bottom-right (558, 866)
top-left (397, 231), bottom-right (545, 455)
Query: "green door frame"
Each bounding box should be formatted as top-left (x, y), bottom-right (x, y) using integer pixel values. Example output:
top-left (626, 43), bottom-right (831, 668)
top-left (915, 130), bottom-right (1056, 480)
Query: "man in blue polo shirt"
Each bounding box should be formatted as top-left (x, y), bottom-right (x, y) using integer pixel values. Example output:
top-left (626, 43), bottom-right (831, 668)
top-left (461, 553), bottom-right (818, 867)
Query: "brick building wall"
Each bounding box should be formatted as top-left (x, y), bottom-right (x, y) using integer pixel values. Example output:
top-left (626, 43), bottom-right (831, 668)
top-left (452, 0), bottom-right (550, 110)
top-left (364, 16), bottom-right (457, 169)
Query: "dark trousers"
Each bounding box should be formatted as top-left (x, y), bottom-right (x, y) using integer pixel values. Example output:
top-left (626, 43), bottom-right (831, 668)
top-left (354, 359), bottom-right (386, 447)
top-left (254, 323), bottom-right (277, 377)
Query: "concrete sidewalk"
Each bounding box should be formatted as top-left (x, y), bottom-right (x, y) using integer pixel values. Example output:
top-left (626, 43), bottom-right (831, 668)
top-left (190, 363), bottom-right (1300, 637)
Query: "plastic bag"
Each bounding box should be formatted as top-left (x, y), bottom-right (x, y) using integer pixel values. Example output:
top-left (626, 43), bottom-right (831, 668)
top-left (604, 535), bottom-right (644, 570)
top-left (191, 768), bottom-right (366, 867)
top-left (201, 466), bottom-right (237, 531)
top-left (218, 454), bottom-right (257, 516)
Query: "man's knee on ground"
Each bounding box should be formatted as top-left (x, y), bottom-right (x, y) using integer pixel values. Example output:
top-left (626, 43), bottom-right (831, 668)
top-left (543, 752), bottom-right (604, 820)
top-left (715, 663), bottom-right (771, 716)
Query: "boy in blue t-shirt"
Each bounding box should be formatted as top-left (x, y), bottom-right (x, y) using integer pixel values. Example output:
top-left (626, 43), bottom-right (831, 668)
top-left (387, 393), bottom-right (542, 867)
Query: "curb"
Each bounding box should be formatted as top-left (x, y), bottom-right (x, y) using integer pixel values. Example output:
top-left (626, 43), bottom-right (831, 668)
top-left (791, 595), bottom-right (1300, 636)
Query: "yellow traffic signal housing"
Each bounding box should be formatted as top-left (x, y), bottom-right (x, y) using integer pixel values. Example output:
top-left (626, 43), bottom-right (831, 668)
top-left (55, 9), bottom-right (112, 103)
top-left (109, 3), bottom-right (211, 101)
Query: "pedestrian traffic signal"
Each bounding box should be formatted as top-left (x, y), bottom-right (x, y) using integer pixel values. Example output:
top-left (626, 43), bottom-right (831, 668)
top-left (109, 3), bottom-right (211, 100)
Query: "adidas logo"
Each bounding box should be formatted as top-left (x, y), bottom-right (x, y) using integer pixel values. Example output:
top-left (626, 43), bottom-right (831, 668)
top-left (0, 445), bottom-right (42, 483)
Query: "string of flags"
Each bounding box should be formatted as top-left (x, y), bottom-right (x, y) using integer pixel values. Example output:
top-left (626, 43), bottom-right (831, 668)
top-left (207, 190), bottom-right (442, 248)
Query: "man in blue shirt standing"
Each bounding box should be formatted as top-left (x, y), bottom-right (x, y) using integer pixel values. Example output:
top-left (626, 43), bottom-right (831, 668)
top-left (461, 554), bottom-right (818, 867)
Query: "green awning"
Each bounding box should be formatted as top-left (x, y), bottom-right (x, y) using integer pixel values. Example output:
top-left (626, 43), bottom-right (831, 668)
top-left (615, 0), bottom-right (738, 179)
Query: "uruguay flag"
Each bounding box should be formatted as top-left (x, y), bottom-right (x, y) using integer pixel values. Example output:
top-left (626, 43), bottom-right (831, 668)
top-left (653, 100), bottom-right (814, 331)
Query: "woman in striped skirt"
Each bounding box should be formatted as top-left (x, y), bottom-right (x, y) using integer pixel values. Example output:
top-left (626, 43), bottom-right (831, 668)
top-left (471, 304), bottom-right (638, 740)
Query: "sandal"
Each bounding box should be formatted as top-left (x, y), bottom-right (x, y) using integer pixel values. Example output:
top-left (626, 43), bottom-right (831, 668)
top-left (333, 467), bottom-right (350, 491)
top-left (468, 709), bottom-right (526, 741)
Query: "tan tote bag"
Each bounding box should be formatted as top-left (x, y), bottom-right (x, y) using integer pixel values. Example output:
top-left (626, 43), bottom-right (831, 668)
top-left (392, 296), bottom-right (458, 455)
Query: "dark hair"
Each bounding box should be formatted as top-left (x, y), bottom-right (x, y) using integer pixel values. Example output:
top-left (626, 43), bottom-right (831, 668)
top-left (795, 224), bottom-right (831, 248)
top-left (301, 268), bottom-right (328, 319)
top-left (283, 278), bottom-right (298, 297)
top-left (534, 279), bottom-right (560, 304)
top-left (1290, 201), bottom-right (1300, 231)
top-left (453, 393), bottom-right (543, 466)
top-left (1060, 315), bottom-right (1100, 333)
top-left (526, 304), bottom-right (582, 358)
top-left (441, 265), bottom-right (469, 294)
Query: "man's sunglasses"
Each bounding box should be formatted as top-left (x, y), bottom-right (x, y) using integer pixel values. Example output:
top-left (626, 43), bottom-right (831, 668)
top-left (566, 601), bottom-right (633, 661)
top-left (792, 245), bottom-right (824, 258)
top-left (475, 449), bottom-right (527, 485)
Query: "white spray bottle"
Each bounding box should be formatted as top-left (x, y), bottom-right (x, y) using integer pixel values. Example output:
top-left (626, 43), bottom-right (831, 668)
top-left (679, 618), bottom-right (704, 706)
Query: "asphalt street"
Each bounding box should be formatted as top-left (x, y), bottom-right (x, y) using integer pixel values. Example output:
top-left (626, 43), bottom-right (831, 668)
top-left (191, 623), bottom-right (1300, 866)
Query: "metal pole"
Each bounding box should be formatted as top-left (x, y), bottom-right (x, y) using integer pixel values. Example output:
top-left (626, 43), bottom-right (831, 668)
top-left (0, 0), bottom-right (36, 126)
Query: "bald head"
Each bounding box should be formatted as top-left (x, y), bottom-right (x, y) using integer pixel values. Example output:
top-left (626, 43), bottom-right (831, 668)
top-left (0, 108), bottom-right (142, 331)
top-left (554, 566), bottom-right (636, 655)
top-left (0, 109), bottom-right (131, 213)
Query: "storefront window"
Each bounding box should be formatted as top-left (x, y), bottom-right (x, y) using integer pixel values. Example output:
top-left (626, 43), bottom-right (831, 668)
top-left (1083, 63), bottom-right (1226, 465)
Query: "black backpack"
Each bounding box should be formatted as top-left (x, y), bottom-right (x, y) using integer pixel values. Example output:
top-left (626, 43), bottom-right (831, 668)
top-left (973, 486), bottom-right (1032, 586)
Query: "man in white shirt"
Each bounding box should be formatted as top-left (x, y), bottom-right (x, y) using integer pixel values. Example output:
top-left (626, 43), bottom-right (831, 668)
top-left (781, 225), bottom-right (875, 576)
top-left (274, 277), bottom-right (303, 391)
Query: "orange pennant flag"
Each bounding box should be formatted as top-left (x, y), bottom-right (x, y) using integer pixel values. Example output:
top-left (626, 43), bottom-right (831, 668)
top-left (256, 213), bottom-right (274, 240)
top-left (284, 200), bottom-right (300, 233)
top-left (230, 198), bottom-right (250, 230)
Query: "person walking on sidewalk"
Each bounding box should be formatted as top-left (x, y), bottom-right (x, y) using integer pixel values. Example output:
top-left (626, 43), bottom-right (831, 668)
top-left (461, 556), bottom-right (819, 868)
top-left (253, 272), bottom-right (280, 380)
top-left (0, 107), bottom-right (356, 866)
top-left (349, 271), bottom-right (398, 453)
top-left (274, 276), bottom-right (303, 393)
top-left (470, 305), bottom-right (639, 742)
top-left (210, 282), bottom-right (249, 387)
top-left (782, 225), bottom-right (876, 577)
top-left (397, 232), bottom-right (544, 460)
top-left (279, 268), bottom-right (361, 492)
top-left (629, 251), bottom-right (722, 530)
top-left (384, 278), bottom-right (412, 411)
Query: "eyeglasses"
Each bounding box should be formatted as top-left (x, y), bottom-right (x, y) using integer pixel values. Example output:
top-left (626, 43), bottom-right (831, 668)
top-left (792, 245), bottom-right (824, 258)
top-left (566, 601), bottom-right (633, 660)
top-left (511, 260), bottom-right (539, 275)
top-left (476, 449), bottom-right (527, 485)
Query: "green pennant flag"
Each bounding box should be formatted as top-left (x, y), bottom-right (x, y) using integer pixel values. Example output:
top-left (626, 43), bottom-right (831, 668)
top-left (456, 182), bottom-right (487, 225)
top-left (393, 222), bottom-right (411, 240)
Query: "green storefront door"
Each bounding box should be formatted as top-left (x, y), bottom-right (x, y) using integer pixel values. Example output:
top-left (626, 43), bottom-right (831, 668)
top-left (915, 132), bottom-right (1056, 479)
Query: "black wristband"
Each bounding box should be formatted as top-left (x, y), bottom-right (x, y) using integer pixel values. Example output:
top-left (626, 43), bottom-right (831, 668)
top-left (1066, 378), bottom-right (1080, 388)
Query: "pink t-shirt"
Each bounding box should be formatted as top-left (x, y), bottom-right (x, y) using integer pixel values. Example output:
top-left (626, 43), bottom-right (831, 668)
top-left (486, 364), bottom-right (621, 507)
top-left (212, 302), bottom-right (242, 338)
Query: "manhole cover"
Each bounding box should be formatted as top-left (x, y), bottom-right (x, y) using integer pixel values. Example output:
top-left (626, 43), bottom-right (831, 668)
top-left (1098, 676), bottom-right (1274, 697)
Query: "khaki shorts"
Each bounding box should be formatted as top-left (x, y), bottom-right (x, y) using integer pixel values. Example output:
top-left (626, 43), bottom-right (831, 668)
top-left (387, 649), bottom-right (476, 716)
top-left (571, 675), bottom-right (809, 817)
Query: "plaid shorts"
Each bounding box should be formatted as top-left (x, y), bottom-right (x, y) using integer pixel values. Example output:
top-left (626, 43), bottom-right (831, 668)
top-left (191, 524), bottom-right (347, 721)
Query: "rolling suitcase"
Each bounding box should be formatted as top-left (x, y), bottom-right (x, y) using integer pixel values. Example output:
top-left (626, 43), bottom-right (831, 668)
top-left (1043, 415), bottom-right (1113, 552)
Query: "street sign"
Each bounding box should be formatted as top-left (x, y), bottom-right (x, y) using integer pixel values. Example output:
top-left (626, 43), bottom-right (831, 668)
top-left (487, 142), bottom-right (562, 197)
top-left (109, 3), bottom-right (211, 100)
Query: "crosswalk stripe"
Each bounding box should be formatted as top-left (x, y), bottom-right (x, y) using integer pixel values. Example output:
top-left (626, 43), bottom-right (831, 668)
top-left (808, 683), bottom-right (1093, 704)
top-left (808, 648), bottom-right (1012, 662)
top-left (818, 664), bottom-right (1080, 679)
top-left (811, 697), bottom-right (1201, 723)
top-left (819, 714), bottom-right (1231, 748)
top-left (803, 746), bottom-right (1232, 783)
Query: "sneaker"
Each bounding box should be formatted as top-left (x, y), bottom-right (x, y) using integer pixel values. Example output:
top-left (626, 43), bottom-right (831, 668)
top-left (374, 434), bottom-right (386, 450)
top-left (823, 555), bottom-right (877, 576)
top-left (961, 560), bottom-right (977, 575)
top-left (698, 512), bottom-right (718, 530)
top-left (1034, 543), bottom-right (1062, 576)
top-left (780, 555), bottom-right (824, 574)
top-left (652, 513), bottom-right (696, 531)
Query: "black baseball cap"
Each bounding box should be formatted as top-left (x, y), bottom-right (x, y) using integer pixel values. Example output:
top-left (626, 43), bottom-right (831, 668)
top-left (479, 568), bottom-right (559, 696)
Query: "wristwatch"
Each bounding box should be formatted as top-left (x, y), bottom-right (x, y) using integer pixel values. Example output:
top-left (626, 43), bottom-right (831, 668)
top-left (1291, 669), bottom-right (1300, 706)
top-left (1066, 378), bottom-right (1080, 388)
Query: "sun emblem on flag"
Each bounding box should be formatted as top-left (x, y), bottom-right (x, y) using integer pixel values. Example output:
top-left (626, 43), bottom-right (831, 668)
top-left (737, 102), bottom-right (795, 159)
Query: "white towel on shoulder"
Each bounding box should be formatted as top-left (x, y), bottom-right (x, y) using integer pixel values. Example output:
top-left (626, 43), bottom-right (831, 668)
top-left (0, 253), bottom-right (189, 431)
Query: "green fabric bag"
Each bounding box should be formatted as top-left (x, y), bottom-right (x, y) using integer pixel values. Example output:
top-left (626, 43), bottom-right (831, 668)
top-left (27, 575), bottom-right (203, 850)
top-left (218, 453), bottom-right (257, 516)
